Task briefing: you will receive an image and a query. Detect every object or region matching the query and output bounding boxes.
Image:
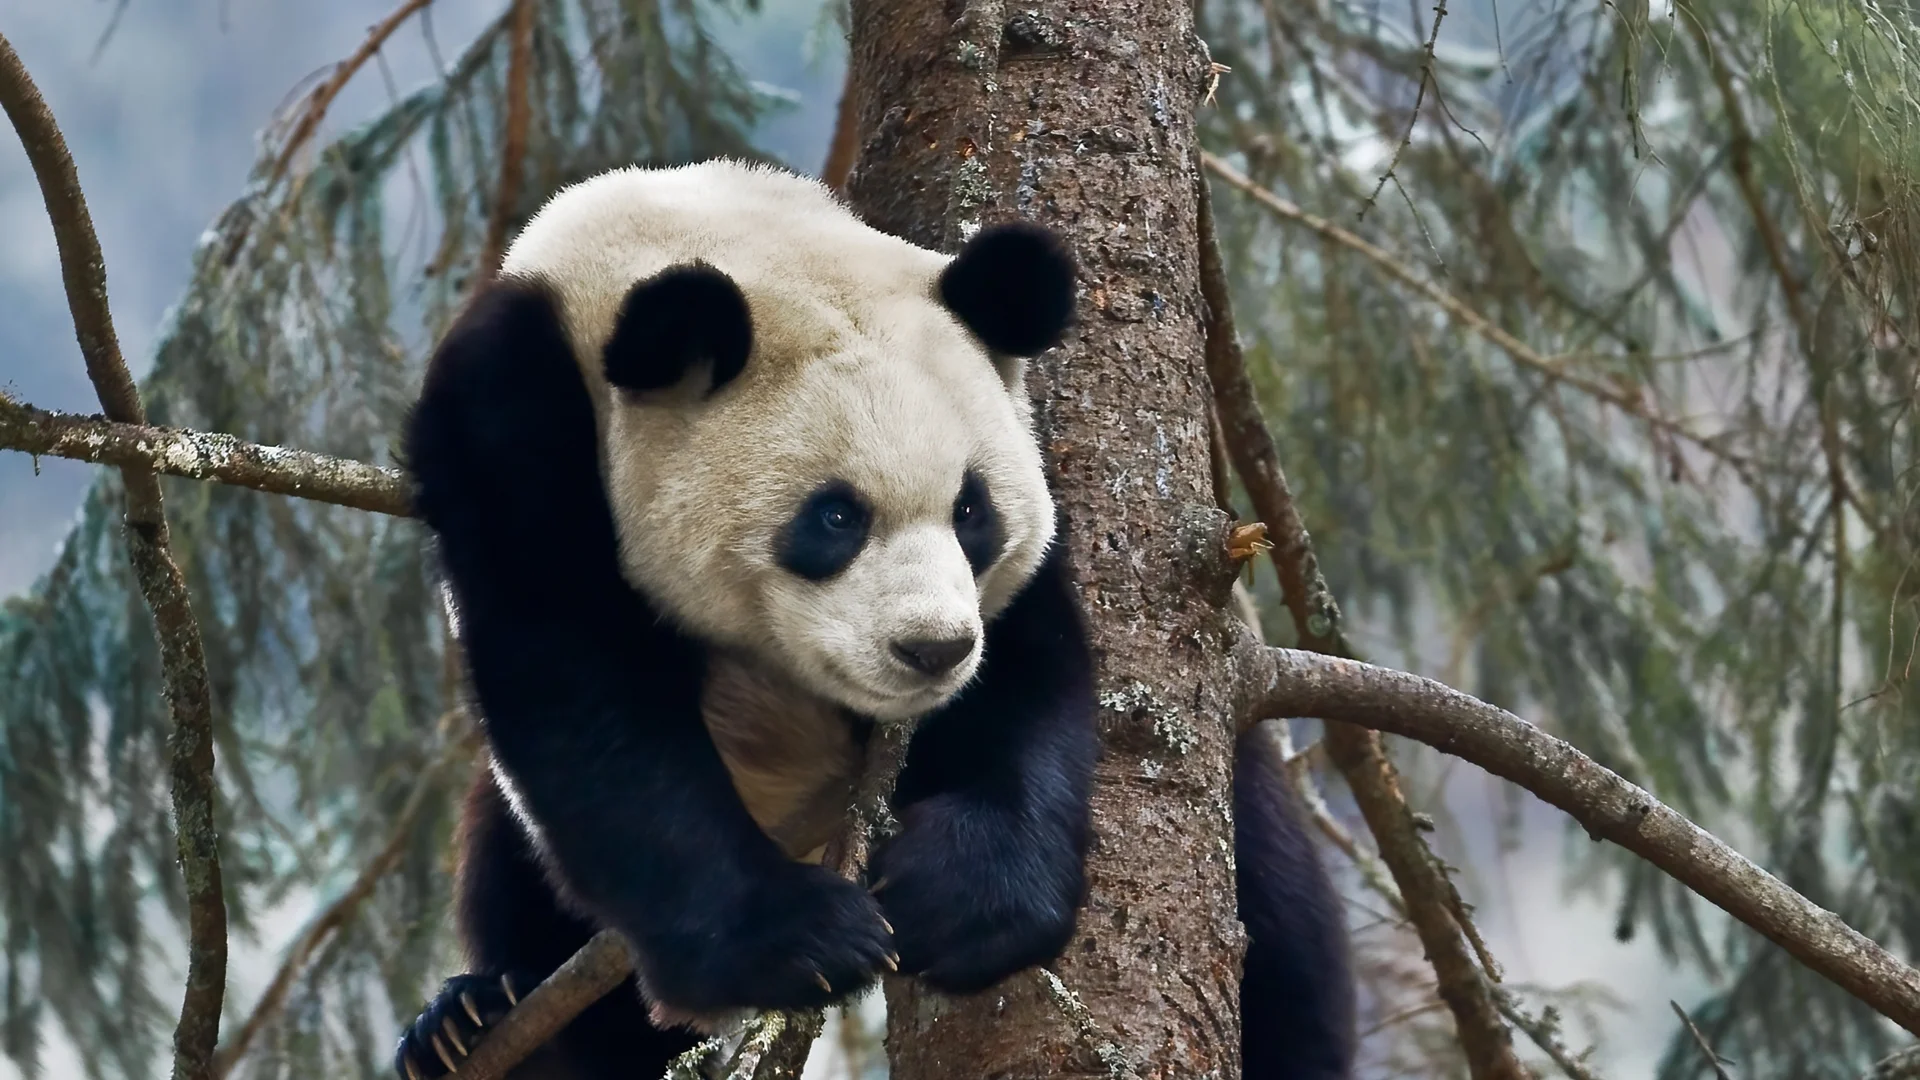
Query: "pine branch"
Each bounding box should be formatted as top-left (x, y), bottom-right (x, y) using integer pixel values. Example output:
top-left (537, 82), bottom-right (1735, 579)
top-left (214, 728), bottom-right (483, 1078)
top-left (1225, 638), bottom-right (1920, 1037)
top-left (0, 393), bottom-right (412, 517)
top-left (1197, 165), bottom-right (1533, 1080)
top-left (0, 32), bottom-right (228, 1080)
top-left (1200, 150), bottom-right (1746, 476)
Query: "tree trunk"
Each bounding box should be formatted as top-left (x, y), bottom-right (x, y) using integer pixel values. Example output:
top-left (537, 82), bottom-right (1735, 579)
top-left (843, 3), bottom-right (1245, 1077)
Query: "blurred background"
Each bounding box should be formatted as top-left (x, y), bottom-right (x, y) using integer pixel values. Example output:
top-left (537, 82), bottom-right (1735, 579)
top-left (1, 0), bottom-right (1914, 1077)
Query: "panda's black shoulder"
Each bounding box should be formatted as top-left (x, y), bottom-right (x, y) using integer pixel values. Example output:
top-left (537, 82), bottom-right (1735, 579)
top-left (400, 276), bottom-right (628, 611)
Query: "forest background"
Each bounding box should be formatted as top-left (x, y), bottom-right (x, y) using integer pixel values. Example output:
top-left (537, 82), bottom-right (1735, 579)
top-left (1, 0), bottom-right (1915, 1077)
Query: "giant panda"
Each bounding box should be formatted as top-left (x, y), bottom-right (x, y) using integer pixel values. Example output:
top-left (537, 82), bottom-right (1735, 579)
top-left (393, 159), bottom-right (1354, 1080)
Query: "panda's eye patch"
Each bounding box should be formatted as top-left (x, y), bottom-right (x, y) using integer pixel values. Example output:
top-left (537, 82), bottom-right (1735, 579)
top-left (953, 470), bottom-right (1004, 576)
top-left (777, 481), bottom-right (871, 581)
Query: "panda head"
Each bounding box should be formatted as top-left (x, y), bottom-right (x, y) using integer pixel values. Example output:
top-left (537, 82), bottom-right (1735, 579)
top-left (502, 162), bottom-right (1077, 721)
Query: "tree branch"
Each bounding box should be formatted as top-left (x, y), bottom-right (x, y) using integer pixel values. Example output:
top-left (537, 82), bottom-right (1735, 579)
top-left (1226, 639), bottom-right (1920, 1036)
top-left (445, 721), bottom-right (921, 1080)
top-left (1197, 164), bottom-right (1532, 1080)
top-left (0, 393), bottom-right (412, 517)
top-left (0, 32), bottom-right (228, 1080)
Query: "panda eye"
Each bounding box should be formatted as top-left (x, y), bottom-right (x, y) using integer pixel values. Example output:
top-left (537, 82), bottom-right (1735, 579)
top-left (776, 482), bottom-right (871, 581)
top-left (952, 470), bottom-right (1003, 576)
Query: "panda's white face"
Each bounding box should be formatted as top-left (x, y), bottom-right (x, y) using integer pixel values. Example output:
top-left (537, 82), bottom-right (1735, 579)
top-left (604, 303), bottom-right (1055, 722)
top-left (501, 159), bottom-right (1072, 722)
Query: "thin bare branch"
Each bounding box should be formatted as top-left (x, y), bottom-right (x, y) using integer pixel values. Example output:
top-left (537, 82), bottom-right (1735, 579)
top-left (267, 0), bottom-right (435, 193)
top-left (214, 729), bottom-right (483, 1078)
top-left (1226, 638), bottom-right (1920, 1036)
top-left (0, 31), bottom-right (227, 1080)
top-left (1669, 1000), bottom-right (1735, 1080)
top-left (1359, 0), bottom-right (1447, 221)
top-left (821, 66), bottom-right (860, 191)
top-left (1325, 718), bottom-right (1531, 1080)
top-left (1198, 165), bottom-right (1532, 1080)
top-left (1496, 993), bottom-right (1603, 1080)
top-left (1869, 1045), bottom-right (1920, 1080)
top-left (479, 0), bottom-right (535, 276)
top-left (0, 393), bottom-right (412, 517)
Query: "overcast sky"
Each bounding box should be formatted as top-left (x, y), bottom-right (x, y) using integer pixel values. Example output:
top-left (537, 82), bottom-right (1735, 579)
top-left (0, 3), bottom-right (1703, 1077)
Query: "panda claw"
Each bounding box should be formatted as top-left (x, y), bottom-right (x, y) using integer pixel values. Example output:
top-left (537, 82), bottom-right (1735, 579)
top-left (460, 991), bottom-right (484, 1028)
top-left (878, 915), bottom-right (894, 935)
top-left (431, 1034), bottom-right (459, 1073)
top-left (402, 1052), bottom-right (425, 1080)
top-left (882, 952), bottom-right (899, 972)
top-left (501, 973), bottom-right (520, 1007)
top-left (813, 970), bottom-right (833, 993)
top-left (868, 877), bottom-right (890, 895)
top-left (440, 1016), bottom-right (469, 1057)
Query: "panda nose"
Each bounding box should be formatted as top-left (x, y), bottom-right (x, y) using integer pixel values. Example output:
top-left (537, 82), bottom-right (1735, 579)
top-left (890, 635), bottom-right (976, 677)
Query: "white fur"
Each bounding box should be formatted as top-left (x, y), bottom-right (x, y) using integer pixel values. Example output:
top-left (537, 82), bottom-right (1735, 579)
top-left (500, 159), bottom-right (1057, 723)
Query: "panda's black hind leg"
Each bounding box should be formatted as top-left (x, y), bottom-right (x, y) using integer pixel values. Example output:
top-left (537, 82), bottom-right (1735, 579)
top-left (1235, 724), bottom-right (1357, 1080)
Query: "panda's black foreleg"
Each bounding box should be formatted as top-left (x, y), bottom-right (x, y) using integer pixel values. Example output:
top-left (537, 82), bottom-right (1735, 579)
top-left (874, 542), bottom-right (1100, 994)
top-left (401, 280), bottom-right (894, 1036)
top-left (1234, 724), bottom-right (1358, 1080)
top-left (396, 770), bottom-right (697, 1080)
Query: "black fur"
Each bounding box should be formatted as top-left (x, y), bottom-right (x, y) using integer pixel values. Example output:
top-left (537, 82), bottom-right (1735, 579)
top-left (1235, 725), bottom-right (1357, 1079)
top-left (952, 469), bottom-right (1003, 576)
top-left (773, 480), bottom-right (871, 581)
top-left (395, 278), bottom-right (1103, 1079)
top-left (938, 222), bottom-right (1078, 357)
top-left (602, 262), bottom-right (753, 396)
top-left (876, 536), bottom-right (1096, 991)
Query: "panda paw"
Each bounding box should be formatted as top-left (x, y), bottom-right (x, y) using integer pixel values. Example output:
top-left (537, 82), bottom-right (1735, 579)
top-left (635, 861), bottom-right (895, 1015)
top-left (872, 794), bottom-right (1084, 995)
top-left (393, 971), bottom-right (535, 1079)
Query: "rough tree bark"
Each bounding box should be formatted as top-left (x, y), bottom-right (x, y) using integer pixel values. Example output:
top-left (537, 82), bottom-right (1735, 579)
top-left (844, 2), bottom-right (1246, 1076)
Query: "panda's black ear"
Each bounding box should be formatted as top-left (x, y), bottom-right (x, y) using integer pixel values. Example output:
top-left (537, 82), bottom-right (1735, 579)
top-left (937, 222), bottom-right (1077, 357)
top-left (603, 262), bottom-right (753, 396)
